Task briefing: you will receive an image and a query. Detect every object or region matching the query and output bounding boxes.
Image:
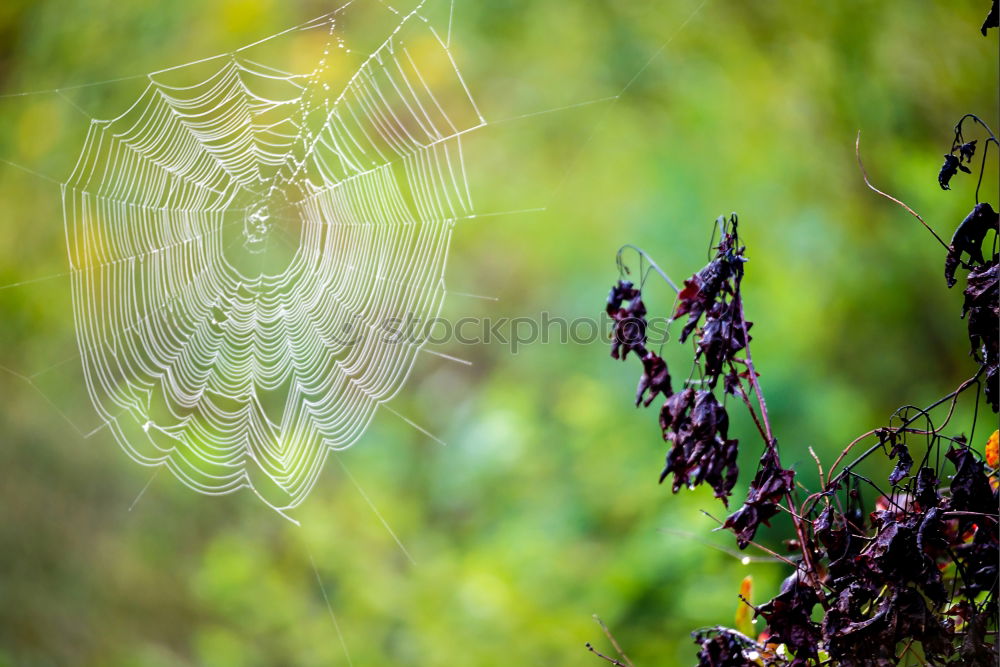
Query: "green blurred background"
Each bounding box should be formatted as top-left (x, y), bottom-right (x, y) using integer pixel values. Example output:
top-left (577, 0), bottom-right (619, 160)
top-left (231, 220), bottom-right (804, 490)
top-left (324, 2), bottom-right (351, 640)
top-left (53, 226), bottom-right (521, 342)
top-left (0, 1), bottom-right (997, 664)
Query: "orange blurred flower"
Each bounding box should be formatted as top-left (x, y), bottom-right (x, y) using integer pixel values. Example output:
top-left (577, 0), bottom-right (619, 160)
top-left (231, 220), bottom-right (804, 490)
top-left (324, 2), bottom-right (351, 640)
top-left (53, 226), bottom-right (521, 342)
top-left (986, 430), bottom-right (999, 469)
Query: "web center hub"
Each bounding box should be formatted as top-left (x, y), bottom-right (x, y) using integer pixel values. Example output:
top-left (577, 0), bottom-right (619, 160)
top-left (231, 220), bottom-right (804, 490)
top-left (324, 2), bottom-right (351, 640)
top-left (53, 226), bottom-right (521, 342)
top-left (243, 205), bottom-right (272, 252)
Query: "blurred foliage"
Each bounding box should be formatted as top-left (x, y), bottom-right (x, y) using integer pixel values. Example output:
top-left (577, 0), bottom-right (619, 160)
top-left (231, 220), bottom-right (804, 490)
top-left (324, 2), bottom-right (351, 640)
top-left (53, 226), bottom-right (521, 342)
top-left (0, 1), bottom-right (996, 665)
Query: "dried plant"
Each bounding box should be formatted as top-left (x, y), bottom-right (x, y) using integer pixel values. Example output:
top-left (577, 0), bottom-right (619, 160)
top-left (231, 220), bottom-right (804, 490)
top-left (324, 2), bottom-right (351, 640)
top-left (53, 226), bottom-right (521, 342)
top-left (597, 112), bottom-right (998, 665)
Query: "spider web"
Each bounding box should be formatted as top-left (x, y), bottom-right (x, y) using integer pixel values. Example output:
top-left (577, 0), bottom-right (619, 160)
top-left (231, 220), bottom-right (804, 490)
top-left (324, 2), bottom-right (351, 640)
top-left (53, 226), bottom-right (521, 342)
top-left (61, 0), bottom-right (484, 515)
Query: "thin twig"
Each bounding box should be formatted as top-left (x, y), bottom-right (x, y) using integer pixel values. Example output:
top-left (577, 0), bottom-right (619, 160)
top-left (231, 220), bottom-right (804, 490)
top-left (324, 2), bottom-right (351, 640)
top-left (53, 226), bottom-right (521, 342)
top-left (945, 511), bottom-right (1000, 523)
top-left (585, 643), bottom-right (628, 666)
top-left (700, 511), bottom-right (809, 575)
top-left (825, 370), bottom-right (982, 492)
top-left (729, 376), bottom-right (770, 445)
top-left (735, 295), bottom-right (777, 456)
top-left (855, 131), bottom-right (950, 251)
top-left (660, 528), bottom-right (780, 563)
top-left (593, 616), bottom-right (635, 667)
top-left (617, 244), bottom-right (681, 294)
top-left (734, 288), bottom-right (824, 601)
top-left (809, 446), bottom-right (826, 489)
top-left (825, 428), bottom-right (880, 488)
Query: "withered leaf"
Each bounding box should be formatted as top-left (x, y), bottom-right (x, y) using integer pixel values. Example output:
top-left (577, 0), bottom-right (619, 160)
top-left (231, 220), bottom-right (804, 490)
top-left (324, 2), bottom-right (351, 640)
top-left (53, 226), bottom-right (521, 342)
top-left (945, 202), bottom-right (998, 287)
top-left (959, 140), bottom-right (978, 163)
top-left (983, 0), bottom-right (999, 35)
top-left (961, 257), bottom-right (999, 412)
top-left (606, 280), bottom-right (639, 315)
top-left (946, 445), bottom-right (996, 517)
top-left (754, 572), bottom-right (820, 664)
top-left (636, 352), bottom-right (672, 407)
top-left (939, 153), bottom-right (971, 191)
top-left (658, 389), bottom-right (739, 505)
top-left (609, 283), bottom-right (649, 361)
top-left (887, 440), bottom-right (913, 486)
top-left (724, 452), bottom-right (795, 548)
top-left (692, 628), bottom-right (757, 667)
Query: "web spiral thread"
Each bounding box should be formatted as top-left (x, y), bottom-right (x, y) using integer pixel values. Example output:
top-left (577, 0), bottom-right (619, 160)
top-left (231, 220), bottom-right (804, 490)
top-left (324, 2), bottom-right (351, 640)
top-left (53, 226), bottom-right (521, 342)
top-left (62, 0), bottom-right (484, 513)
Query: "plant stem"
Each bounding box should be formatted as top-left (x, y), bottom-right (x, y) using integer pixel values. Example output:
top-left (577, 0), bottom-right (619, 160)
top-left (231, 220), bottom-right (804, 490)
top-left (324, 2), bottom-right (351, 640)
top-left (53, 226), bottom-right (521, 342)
top-left (735, 289), bottom-right (826, 606)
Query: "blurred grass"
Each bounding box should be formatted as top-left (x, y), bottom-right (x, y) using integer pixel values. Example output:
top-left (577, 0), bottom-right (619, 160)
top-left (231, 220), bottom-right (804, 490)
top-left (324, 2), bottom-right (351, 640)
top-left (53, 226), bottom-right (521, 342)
top-left (0, 1), bottom-right (997, 665)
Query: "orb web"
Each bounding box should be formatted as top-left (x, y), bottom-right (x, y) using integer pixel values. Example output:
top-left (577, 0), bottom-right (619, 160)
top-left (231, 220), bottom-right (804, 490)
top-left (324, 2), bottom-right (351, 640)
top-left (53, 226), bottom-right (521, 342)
top-left (62, 1), bottom-right (484, 512)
